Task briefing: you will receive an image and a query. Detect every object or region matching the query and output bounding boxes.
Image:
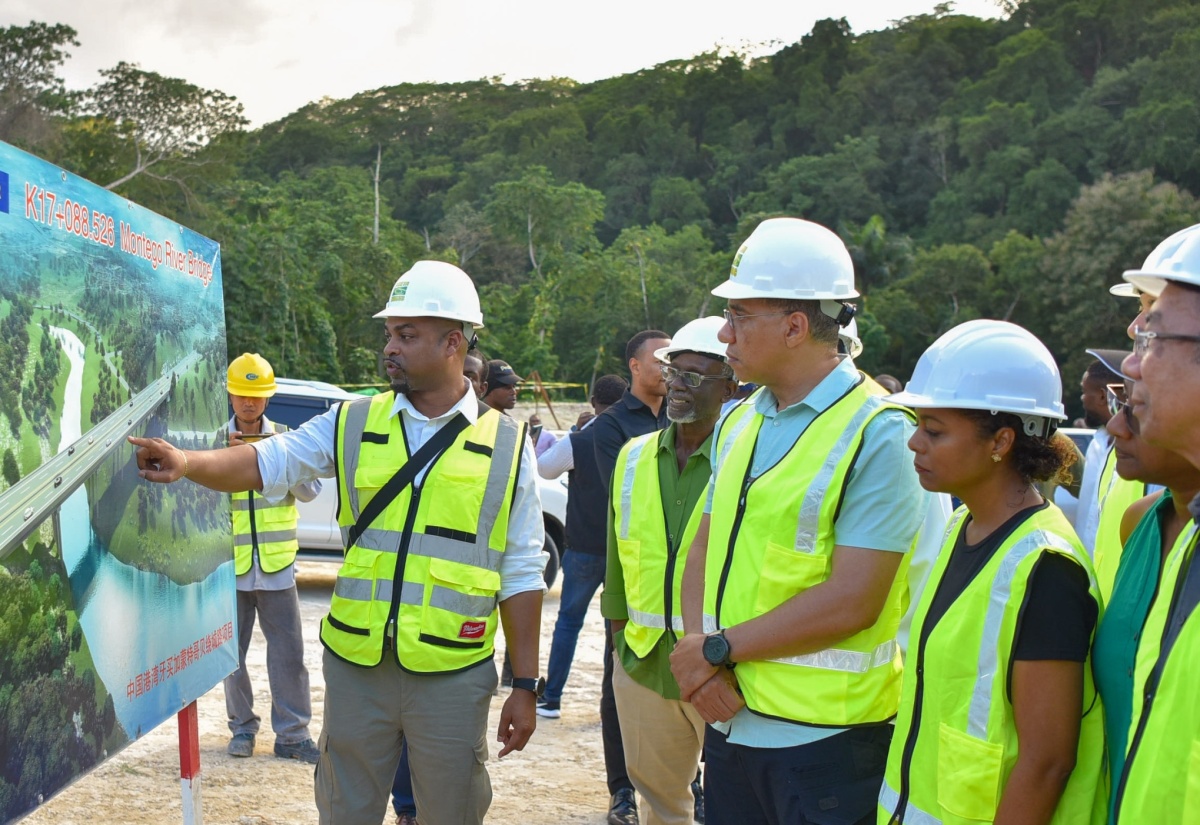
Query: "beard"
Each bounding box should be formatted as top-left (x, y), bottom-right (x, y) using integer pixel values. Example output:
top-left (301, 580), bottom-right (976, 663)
top-left (1082, 408), bottom-right (1108, 428)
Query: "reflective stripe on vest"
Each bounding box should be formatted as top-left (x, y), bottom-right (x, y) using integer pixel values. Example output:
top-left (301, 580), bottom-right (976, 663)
top-left (231, 490), bottom-right (298, 575)
top-left (613, 429), bottom-right (703, 658)
top-left (704, 375), bottom-right (909, 726)
top-left (882, 505), bottom-right (1106, 825)
top-left (320, 393), bottom-right (521, 672)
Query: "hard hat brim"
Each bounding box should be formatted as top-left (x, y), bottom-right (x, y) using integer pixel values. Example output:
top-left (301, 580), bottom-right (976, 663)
top-left (1122, 271), bottom-right (1168, 297)
top-left (227, 386), bottom-right (276, 398)
top-left (1109, 282), bottom-right (1140, 298)
top-left (711, 278), bottom-right (861, 301)
top-left (654, 344), bottom-right (728, 363)
top-left (372, 307), bottom-right (485, 327)
top-left (885, 391), bottom-right (1066, 420)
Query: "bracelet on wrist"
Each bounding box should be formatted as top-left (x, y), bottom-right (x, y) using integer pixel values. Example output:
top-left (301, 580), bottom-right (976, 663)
top-left (180, 451), bottom-right (189, 479)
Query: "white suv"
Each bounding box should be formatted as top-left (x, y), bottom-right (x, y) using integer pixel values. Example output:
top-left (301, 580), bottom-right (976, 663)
top-left (262, 378), bottom-right (565, 586)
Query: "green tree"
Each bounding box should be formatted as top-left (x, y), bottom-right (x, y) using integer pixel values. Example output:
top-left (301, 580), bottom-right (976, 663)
top-left (0, 21), bottom-right (77, 148)
top-left (84, 62), bottom-right (248, 191)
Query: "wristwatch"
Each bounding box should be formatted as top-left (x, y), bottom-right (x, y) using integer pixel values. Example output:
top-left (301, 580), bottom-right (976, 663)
top-left (702, 631), bottom-right (734, 668)
top-left (510, 676), bottom-right (546, 698)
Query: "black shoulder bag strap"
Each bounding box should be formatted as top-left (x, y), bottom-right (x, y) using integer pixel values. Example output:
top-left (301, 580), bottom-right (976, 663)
top-left (345, 412), bottom-right (471, 550)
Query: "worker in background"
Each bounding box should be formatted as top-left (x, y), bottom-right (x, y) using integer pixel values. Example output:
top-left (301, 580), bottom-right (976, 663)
top-left (603, 317), bottom-right (735, 825)
top-left (535, 372), bottom-right (630, 731)
top-left (878, 320), bottom-right (1104, 825)
top-left (223, 353), bottom-right (322, 764)
top-left (1113, 223), bottom-right (1200, 822)
top-left (589, 328), bottom-right (672, 825)
top-left (130, 261), bottom-right (547, 825)
top-left (464, 349), bottom-right (487, 398)
top-left (1073, 351), bottom-right (1123, 555)
top-left (670, 217), bottom-right (927, 823)
top-left (483, 359), bottom-right (521, 413)
top-left (1093, 365), bottom-right (1200, 822)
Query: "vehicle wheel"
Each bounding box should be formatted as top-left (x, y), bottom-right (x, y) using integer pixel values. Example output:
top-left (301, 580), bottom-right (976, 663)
top-left (542, 531), bottom-right (561, 589)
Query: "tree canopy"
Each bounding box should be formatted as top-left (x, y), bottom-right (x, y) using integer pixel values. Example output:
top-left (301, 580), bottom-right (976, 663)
top-left (11, 0), bottom-right (1200, 417)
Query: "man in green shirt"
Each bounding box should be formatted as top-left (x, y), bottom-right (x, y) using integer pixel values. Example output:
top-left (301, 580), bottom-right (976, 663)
top-left (602, 317), bottom-right (736, 825)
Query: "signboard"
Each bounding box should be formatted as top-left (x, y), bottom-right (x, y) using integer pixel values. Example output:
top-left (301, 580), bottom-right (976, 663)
top-left (0, 140), bottom-right (236, 821)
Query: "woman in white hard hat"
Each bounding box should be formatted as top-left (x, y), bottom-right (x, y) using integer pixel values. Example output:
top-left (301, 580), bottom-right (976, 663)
top-left (877, 320), bottom-right (1106, 825)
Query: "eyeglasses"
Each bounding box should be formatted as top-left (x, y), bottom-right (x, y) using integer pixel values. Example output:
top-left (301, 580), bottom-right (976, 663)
top-left (1105, 383), bottom-right (1139, 434)
top-left (660, 366), bottom-right (730, 388)
top-left (1132, 326), bottom-right (1200, 357)
top-left (722, 308), bottom-right (790, 332)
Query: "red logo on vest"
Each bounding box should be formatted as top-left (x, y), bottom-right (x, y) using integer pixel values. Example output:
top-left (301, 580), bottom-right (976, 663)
top-left (459, 621), bottom-right (487, 639)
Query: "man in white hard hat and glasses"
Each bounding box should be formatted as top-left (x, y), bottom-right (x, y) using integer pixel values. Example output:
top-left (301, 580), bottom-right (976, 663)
top-left (1113, 224), bottom-right (1200, 823)
top-left (130, 261), bottom-right (547, 825)
top-left (669, 218), bottom-right (928, 824)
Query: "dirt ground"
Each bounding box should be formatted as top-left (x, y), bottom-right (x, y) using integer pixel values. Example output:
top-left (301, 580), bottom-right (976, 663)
top-left (25, 562), bottom-right (614, 825)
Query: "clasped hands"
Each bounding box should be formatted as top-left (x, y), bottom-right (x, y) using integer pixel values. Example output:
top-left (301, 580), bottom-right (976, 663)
top-left (669, 633), bottom-right (745, 724)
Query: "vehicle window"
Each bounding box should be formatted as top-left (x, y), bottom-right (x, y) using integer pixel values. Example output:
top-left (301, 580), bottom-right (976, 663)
top-left (249, 394), bottom-right (339, 430)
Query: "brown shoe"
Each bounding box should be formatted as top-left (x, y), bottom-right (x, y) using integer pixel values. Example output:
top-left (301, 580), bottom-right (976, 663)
top-left (395, 814), bottom-right (418, 825)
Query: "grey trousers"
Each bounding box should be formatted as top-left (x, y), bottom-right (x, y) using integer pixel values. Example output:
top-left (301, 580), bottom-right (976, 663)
top-left (224, 586), bottom-right (313, 744)
top-left (315, 648), bottom-right (497, 825)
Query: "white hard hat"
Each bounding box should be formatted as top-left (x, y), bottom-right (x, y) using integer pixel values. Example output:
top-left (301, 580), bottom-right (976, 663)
top-left (1108, 282), bottom-right (1139, 298)
top-left (888, 319), bottom-right (1065, 436)
top-left (839, 317), bottom-right (863, 359)
top-left (712, 218), bottom-right (858, 316)
top-left (655, 316), bottom-right (727, 363)
top-left (373, 261), bottom-right (485, 327)
top-left (1123, 223), bottom-right (1200, 298)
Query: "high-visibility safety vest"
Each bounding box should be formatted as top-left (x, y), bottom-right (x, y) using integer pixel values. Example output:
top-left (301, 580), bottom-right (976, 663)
top-left (1093, 446), bottom-right (1147, 603)
top-left (879, 505), bottom-right (1106, 825)
top-left (612, 429), bottom-right (705, 658)
top-left (320, 393), bottom-right (522, 672)
top-left (703, 375), bottom-right (911, 726)
top-left (1114, 520), bottom-right (1200, 823)
top-left (231, 419), bottom-right (298, 575)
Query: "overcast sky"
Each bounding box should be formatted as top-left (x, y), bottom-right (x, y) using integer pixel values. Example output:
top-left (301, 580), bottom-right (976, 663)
top-left (4, 0), bottom-right (1001, 127)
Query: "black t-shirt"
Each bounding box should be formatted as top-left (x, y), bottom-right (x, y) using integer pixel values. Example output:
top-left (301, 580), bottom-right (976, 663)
top-left (923, 503), bottom-right (1098, 662)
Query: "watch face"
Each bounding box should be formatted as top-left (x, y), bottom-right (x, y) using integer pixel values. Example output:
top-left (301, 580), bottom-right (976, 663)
top-left (703, 633), bottom-right (729, 665)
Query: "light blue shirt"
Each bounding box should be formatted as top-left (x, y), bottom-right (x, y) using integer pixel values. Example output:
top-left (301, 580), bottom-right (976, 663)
top-left (253, 385), bottom-right (547, 601)
top-left (704, 357), bottom-right (928, 748)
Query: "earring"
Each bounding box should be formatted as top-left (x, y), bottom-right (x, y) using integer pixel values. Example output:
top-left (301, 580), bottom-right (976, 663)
top-left (991, 453), bottom-right (1002, 463)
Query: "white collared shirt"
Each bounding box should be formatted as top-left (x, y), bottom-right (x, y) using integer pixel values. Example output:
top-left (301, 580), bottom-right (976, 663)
top-left (254, 386), bottom-right (547, 599)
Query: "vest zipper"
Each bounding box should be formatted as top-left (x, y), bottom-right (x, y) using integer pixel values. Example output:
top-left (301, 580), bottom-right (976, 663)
top-left (384, 485), bottom-right (423, 655)
top-left (713, 466), bottom-right (755, 624)
top-left (248, 491), bottom-right (259, 569)
top-left (663, 537), bottom-right (678, 645)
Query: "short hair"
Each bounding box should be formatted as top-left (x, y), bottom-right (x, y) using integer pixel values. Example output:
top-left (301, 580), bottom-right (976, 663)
top-left (592, 374), bottom-right (629, 406)
top-left (625, 329), bottom-right (670, 364)
top-left (765, 299), bottom-right (840, 346)
top-left (1084, 359), bottom-right (1121, 385)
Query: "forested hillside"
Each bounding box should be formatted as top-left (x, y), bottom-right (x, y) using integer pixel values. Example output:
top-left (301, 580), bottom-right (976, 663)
top-left (6, 0), bottom-right (1200, 415)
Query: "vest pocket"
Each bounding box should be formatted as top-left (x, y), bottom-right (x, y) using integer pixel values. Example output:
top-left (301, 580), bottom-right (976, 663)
top-left (754, 542), bottom-right (828, 615)
top-left (418, 558), bottom-right (500, 649)
top-left (936, 723), bottom-right (1003, 823)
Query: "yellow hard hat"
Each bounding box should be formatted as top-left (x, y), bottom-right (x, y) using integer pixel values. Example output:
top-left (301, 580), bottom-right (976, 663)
top-left (227, 353), bottom-right (277, 397)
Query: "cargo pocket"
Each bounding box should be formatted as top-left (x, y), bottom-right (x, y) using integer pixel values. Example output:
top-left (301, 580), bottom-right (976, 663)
top-left (936, 723), bottom-right (1003, 824)
top-left (754, 541), bottom-right (828, 615)
top-left (418, 558), bottom-right (500, 649)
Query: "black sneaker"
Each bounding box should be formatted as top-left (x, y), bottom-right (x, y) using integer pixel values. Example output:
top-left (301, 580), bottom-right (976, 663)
top-left (607, 788), bottom-right (638, 825)
top-left (535, 699), bottom-right (561, 719)
top-left (274, 738), bottom-right (320, 764)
